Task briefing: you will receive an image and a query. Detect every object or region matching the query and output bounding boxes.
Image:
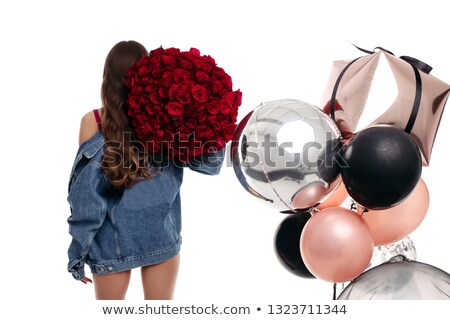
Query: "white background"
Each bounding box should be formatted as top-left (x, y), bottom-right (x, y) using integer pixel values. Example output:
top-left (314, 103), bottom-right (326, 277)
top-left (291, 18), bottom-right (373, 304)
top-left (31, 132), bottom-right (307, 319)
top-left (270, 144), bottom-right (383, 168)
top-left (1, 0), bottom-right (450, 318)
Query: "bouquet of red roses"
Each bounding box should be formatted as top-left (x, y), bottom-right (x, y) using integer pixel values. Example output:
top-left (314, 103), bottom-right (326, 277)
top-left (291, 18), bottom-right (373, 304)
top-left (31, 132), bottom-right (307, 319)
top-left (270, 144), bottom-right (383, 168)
top-left (125, 47), bottom-right (242, 162)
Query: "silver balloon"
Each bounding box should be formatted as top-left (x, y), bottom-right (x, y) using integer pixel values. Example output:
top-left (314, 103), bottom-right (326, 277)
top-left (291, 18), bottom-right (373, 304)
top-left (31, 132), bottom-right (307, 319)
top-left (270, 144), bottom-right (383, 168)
top-left (369, 236), bottom-right (417, 269)
top-left (338, 255), bottom-right (450, 300)
top-left (231, 99), bottom-right (342, 211)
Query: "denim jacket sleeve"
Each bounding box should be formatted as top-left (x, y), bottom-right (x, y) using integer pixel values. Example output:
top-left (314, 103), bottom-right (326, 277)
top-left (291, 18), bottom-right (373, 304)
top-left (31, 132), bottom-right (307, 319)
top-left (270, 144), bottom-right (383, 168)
top-left (186, 147), bottom-right (226, 175)
top-left (67, 135), bottom-right (107, 280)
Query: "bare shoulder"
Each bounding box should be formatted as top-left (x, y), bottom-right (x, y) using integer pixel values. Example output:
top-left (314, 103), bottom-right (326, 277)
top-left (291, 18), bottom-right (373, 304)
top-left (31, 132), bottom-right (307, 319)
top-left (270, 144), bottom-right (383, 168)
top-left (79, 110), bottom-right (101, 146)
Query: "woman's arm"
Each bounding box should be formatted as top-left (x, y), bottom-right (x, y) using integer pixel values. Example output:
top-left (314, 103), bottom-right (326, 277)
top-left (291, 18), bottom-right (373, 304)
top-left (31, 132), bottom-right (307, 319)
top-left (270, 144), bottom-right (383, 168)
top-left (187, 148), bottom-right (226, 176)
top-left (67, 160), bottom-right (108, 281)
top-left (67, 112), bottom-right (106, 281)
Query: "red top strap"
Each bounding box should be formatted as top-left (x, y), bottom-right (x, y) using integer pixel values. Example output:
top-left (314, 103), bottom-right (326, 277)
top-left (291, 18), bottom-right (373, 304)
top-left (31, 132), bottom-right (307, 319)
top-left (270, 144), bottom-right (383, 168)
top-left (93, 109), bottom-right (102, 131)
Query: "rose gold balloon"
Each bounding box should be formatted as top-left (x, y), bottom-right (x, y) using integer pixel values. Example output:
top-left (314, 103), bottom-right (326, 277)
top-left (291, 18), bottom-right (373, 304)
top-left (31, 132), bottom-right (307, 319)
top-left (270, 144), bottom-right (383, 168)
top-left (323, 100), bottom-right (355, 141)
top-left (360, 178), bottom-right (429, 246)
top-left (317, 182), bottom-right (349, 210)
top-left (321, 49), bottom-right (450, 166)
top-left (320, 52), bottom-right (382, 133)
top-left (370, 53), bottom-right (450, 166)
top-left (300, 207), bottom-right (374, 283)
top-left (292, 181), bottom-right (327, 209)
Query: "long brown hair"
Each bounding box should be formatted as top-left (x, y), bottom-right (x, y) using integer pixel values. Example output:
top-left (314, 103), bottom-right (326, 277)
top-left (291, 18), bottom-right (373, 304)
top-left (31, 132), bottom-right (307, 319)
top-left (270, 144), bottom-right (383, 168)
top-left (100, 40), bottom-right (152, 188)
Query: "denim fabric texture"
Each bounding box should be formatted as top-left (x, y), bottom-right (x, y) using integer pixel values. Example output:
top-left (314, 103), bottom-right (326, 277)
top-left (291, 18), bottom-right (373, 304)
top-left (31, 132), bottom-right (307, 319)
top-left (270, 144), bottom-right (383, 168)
top-left (67, 132), bottom-right (224, 280)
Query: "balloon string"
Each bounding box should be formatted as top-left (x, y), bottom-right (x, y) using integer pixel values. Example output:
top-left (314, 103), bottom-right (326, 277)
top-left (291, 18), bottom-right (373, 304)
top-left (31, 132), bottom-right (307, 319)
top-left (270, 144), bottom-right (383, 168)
top-left (351, 44), bottom-right (374, 55)
top-left (329, 57), bottom-right (361, 121)
top-left (352, 44), bottom-right (394, 56)
top-left (404, 64), bottom-right (422, 134)
top-left (333, 283), bottom-right (337, 300)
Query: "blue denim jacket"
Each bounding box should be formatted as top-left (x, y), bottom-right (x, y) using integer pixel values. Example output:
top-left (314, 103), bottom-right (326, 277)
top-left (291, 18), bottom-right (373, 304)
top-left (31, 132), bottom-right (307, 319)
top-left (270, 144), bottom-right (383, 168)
top-left (67, 132), bottom-right (224, 280)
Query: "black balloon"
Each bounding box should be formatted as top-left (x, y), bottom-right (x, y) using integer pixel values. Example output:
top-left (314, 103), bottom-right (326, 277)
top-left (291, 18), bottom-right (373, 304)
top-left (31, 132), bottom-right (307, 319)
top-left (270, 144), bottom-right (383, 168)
top-left (341, 126), bottom-right (422, 210)
top-left (274, 212), bottom-right (315, 278)
top-left (318, 138), bottom-right (344, 184)
top-left (338, 255), bottom-right (450, 300)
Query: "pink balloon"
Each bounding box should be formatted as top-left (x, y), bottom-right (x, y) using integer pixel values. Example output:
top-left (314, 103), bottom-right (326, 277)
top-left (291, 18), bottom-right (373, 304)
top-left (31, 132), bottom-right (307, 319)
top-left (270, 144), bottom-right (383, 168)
top-left (317, 182), bottom-right (349, 210)
top-left (300, 207), bottom-right (374, 283)
top-left (360, 178), bottom-right (429, 246)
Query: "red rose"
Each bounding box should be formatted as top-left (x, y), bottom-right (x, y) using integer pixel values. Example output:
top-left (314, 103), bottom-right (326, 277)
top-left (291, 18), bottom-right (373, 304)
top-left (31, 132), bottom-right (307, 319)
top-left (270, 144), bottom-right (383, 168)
top-left (162, 71), bottom-right (174, 81)
top-left (221, 74), bottom-right (232, 90)
top-left (135, 125), bottom-right (148, 139)
top-left (192, 84), bottom-right (208, 103)
top-left (161, 54), bottom-right (176, 66)
top-left (196, 112), bottom-right (207, 122)
top-left (138, 64), bottom-right (152, 76)
top-left (231, 110), bottom-right (238, 122)
top-left (129, 85), bottom-right (142, 95)
top-left (128, 95), bottom-right (141, 109)
top-left (125, 77), bottom-right (135, 89)
top-left (166, 102), bottom-right (184, 117)
top-left (201, 63), bottom-right (213, 73)
top-left (148, 61), bottom-right (161, 71)
top-left (176, 131), bottom-right (189, 141)
top-left (140, 94), bottom-right (150, 105)
top-left (152, 104), bottom-right (162, 114)
top-left (204, 55), bottom-right (216, 65)
top-left (144, 104), bottom-right (156, 115)
top-left (186, 119), bottom-right (197, 129)
top-left (232, 90), bottom-right (242, 107)
top-left (220, 99), bottom-right (232, 114)
top-left (156, 112), bottom-right (171, 124)
top-left (174, 68), bottom-right (190, 82)
top-left (189, 48), bottom-right (201, 56)
top-left (193, 59), bottom-right (204, 69)
top-left (179, 59), bottom-right (193, 70)
top-left (133, 73), bottom-right (141, 86)
top-left (198, 125), bottom-right (214, 139)
top-left (165, 47), bottom-right (181, 55)
top-left (168, 84), bottom-right (180, 100)
top-left (156, 129), bottom-right (165, 138)
top-left (144, 121), bottom-right (154, 131)
top-left (212, 67), bottom-right (225, 78)
top-left (128, 107), bottom-right (141, 117)
top-left (227, 122), bottom-right (236, 136)
top-left (196, 71), bottom-right (210, 83)
top-left (131, 113), bottom-right (146, 125)
top-left (206, 115), bottom-right (218, 124)
top-left (151, 68), bottom-right (163, 78)
top-left (189, 99), bottom-right (200, 112)
top-left (176, 88), bottom-right (191, 105)
top-left (211, 80), bottom-right (223, 94)
top-left (206, 102), bottom-right (220, 115)
top-left (140, 76), bottom-right (152, 86)
top-left (158, 88), bottom-right (168, 99)
top-left (149, 92), bottom-right (162, 104)
top-left (150, 47), bottom-right (164, 56)
top-left (161, 72), bottom-right (174, 87)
